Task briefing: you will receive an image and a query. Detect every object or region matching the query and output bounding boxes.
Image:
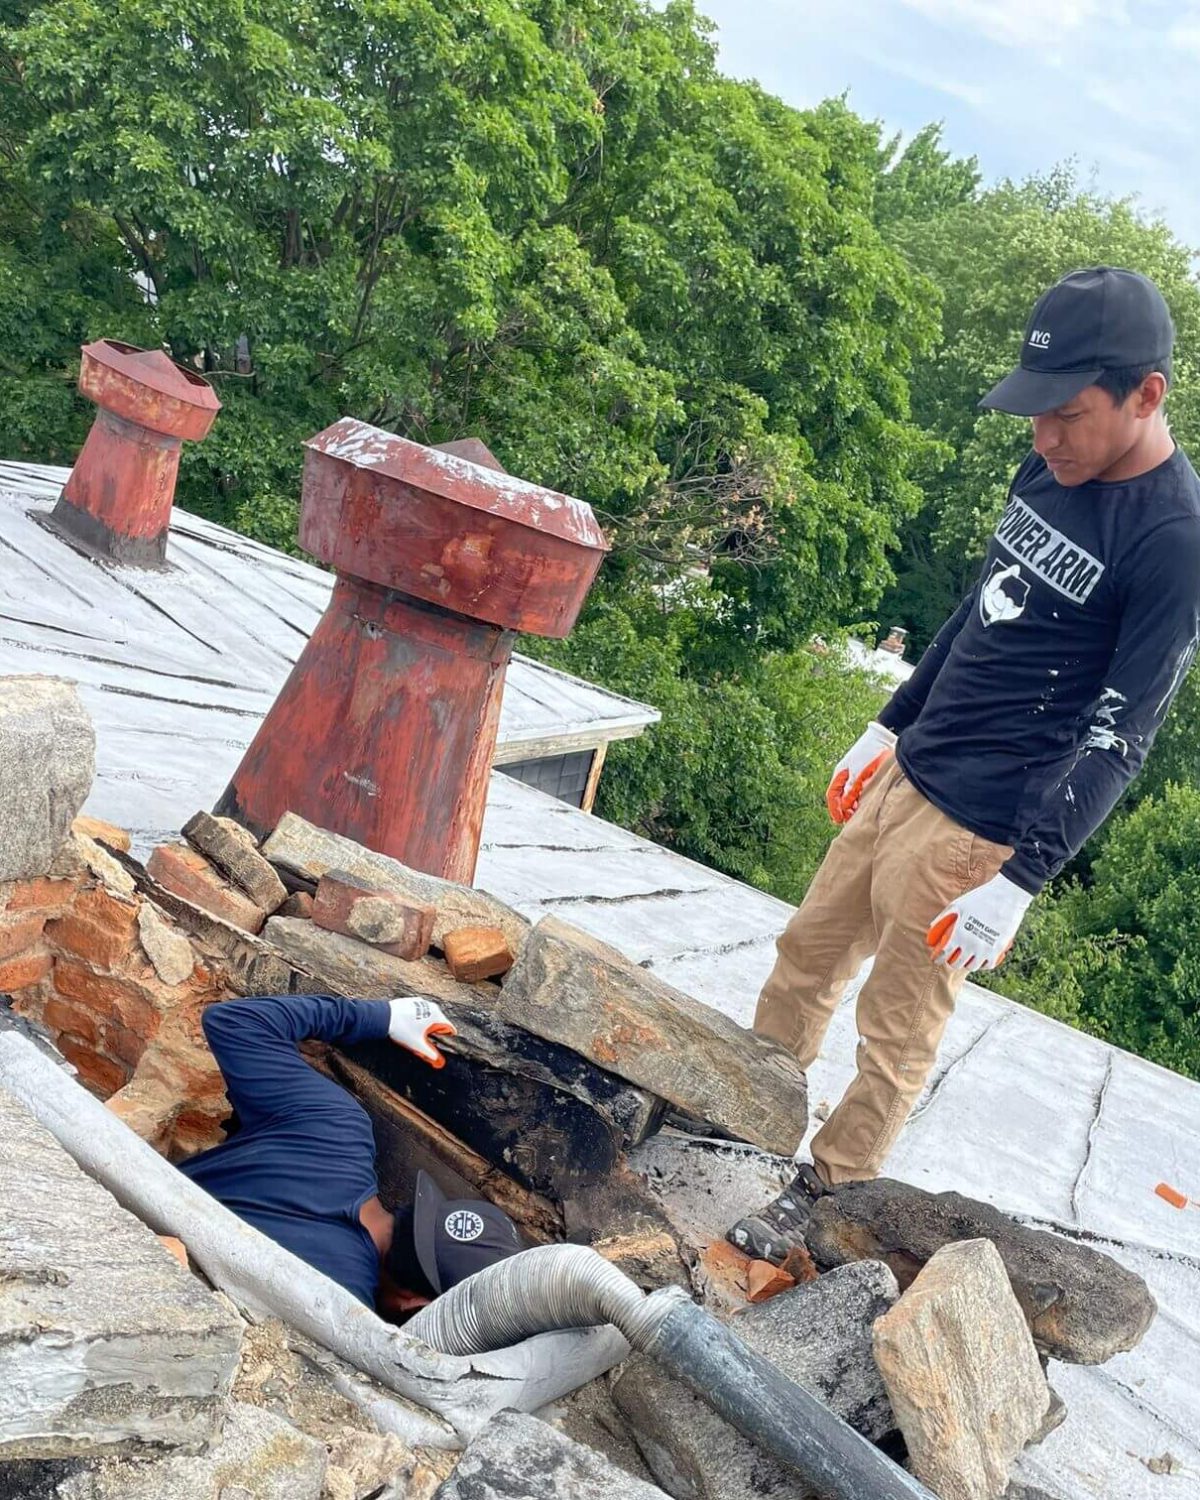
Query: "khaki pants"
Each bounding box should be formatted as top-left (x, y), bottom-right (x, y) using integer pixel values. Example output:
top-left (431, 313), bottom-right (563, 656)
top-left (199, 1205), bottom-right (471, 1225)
top-left (754, 759), bottom-right (1011, 1185)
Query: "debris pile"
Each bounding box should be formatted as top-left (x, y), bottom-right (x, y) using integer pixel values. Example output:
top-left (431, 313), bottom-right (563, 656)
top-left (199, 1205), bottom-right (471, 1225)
top-left (1, 674), bottom-right (1159, 1500)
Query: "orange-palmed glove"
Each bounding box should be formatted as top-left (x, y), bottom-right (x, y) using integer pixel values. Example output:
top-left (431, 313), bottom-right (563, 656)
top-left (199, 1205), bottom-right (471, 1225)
top-left (926, 873), bottom-right (1034, 973)
top-left (388, 996), bottom-right (457, 1068)
top-left (826, 721), bottom-right (897, 824)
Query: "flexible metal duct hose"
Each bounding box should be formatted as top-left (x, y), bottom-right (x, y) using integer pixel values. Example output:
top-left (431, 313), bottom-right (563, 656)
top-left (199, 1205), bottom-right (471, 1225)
top-left (408, 1243), bottom-right (935, 1500)
top-left (408, 1243), bottom-right (681, 1355)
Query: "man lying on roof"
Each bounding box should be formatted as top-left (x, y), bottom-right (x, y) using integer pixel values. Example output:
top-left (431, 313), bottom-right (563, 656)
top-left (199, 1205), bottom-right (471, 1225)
top-left (179, 992), bottom-right (523, 1319)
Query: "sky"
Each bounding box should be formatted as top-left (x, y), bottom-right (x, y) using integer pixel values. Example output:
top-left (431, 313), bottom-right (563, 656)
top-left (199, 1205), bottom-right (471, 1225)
top-left (688, 0), bottom-right (1200, 248)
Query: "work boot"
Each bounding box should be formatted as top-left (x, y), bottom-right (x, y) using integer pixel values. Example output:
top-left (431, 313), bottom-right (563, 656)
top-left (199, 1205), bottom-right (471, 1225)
top-left (725, 1163), bottom-right (828, 1265)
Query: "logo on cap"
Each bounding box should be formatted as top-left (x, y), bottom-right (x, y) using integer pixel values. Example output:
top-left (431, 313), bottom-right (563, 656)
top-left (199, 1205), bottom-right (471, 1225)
top-left (444, 1209), bottom-right (485, 1243)
top-left (1027, 329), bottom-right (1052, 349)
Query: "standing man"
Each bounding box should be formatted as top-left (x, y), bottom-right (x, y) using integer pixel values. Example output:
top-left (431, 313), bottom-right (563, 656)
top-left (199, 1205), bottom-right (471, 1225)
top-left (181, 992), bottom-right (525, 1316)
top-left (729, 267), bottom-right (1200, 1262)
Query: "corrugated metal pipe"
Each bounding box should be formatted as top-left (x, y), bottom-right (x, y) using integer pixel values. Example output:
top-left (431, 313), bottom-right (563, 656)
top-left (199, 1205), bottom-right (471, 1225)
top-left (408, 1244), bottom-right (935, 1500)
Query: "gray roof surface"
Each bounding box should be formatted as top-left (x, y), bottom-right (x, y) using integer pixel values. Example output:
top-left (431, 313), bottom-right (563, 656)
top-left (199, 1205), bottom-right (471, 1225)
top-left (1, 459), bottom-right (1197, 1499)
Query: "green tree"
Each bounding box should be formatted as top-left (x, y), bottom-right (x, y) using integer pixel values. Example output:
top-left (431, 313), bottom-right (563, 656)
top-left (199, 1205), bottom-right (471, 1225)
top-left (999, 784), bottom-right (1200, 1079)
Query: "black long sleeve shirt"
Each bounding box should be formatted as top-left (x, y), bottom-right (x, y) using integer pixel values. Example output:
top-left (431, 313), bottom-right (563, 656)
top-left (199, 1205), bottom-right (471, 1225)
top-left (179, 994), bottom-right (392, 1304)
top-left (880, 448), bottom-right (1200, 894)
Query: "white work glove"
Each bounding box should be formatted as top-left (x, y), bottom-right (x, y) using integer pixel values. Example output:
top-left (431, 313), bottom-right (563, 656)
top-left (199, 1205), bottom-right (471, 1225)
top-left (388, 996), bottom-right (456, 1069)
top-left (826, 721), bottom-right (897, 824)
top-left (926, 873), bottom-right (1034, 973)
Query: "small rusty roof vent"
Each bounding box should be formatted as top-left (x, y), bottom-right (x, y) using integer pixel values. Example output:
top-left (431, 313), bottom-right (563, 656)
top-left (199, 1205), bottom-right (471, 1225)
top-left (49, 340), bottom-right (221, 567)
top-left (215, 419), bottom-right (609, 883)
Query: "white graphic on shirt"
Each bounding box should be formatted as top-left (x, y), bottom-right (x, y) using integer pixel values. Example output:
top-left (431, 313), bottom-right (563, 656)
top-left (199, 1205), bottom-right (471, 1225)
top-left (994, 496), bottom-right (1105, 604)
top-left (444, 1209), bottom-right (485, 1243)
top-left (980, 561), bottom-right (1031, 627)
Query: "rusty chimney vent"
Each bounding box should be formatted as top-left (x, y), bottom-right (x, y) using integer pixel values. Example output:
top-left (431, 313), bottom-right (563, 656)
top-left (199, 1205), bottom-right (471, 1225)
top-left (214, 419), bottom-right (609, 883)
top-left (49, 339), bottom-right (221, 567)
top-left (880, 625), bottom-right (908, 657)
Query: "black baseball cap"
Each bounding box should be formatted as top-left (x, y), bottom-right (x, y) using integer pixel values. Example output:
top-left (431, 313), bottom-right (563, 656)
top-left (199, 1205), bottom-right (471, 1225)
top-left (980, 267), bottom-right (1174, 416)
top-left (411, 1170), bottom-right (524, 1293)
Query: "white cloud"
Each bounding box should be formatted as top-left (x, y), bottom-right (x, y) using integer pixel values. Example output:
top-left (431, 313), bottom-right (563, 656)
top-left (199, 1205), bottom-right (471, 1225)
top-left (896, 0), bottom-right (1129, 51)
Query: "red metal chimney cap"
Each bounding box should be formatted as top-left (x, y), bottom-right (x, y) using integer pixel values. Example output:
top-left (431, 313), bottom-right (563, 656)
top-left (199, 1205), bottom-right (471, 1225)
top-left (83, 340), bottom-right (222, 413)
top-left (304, 419), bottom-right (608, 552)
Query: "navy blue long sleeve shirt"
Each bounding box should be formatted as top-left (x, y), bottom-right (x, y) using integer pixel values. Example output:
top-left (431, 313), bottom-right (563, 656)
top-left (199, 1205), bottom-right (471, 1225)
top-left (179, 994), bottom-right (392, 1305)
top-left (880, 448), bottom-right (1200, 893)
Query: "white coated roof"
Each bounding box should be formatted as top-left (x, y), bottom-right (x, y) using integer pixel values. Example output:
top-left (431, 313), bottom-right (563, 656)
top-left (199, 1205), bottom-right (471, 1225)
top-left (1, 459), bottom-right (1196, 1499)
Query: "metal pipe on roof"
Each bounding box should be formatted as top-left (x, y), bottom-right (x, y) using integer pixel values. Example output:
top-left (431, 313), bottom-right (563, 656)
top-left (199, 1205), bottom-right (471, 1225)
top-left (213, 421), bottom-right (608, 882)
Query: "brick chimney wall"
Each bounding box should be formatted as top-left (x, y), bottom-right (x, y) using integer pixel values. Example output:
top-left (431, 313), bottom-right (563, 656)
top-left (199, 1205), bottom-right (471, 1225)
top-left (2, 818), bottom-right (234, 1157)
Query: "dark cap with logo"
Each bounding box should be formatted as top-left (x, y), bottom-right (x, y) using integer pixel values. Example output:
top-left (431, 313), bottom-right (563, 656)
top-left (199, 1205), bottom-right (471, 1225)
top-left (412, 1170), bottom-right (524, 1293)
top-left (980, 267), bottom-right (1174, 417)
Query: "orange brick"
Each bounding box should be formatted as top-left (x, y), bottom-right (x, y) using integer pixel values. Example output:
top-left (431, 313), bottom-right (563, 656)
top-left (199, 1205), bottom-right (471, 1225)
top-left (5, 877), bottom-right (76, 915)
top-left (147, 844), bottom-right (267, 935)
top-left (312, 871), bottom-right (435, 960)
top-left (46, 914), bottom-right (127, 971)
top-left (44, 994), bottom-right (102, 1047)
top-left (442, 926), bottom-right (513, 983)
top-left (53, 960), bottom-right (164, 1037)
top-left (747, 1259), bottom-right (797, 1303)
top-left (57, 1037), bottom-right (130, 1098)
top-left (73, 814), bottom-right (132, 853)
top-left (104, 1021), bottom-right (156, 1069)
top-left (0, 949), bottom-right (53, 992)
top-left (75, 885), bottom-right (140, 938)
top-left (0, 914), bottom-right (47, 962)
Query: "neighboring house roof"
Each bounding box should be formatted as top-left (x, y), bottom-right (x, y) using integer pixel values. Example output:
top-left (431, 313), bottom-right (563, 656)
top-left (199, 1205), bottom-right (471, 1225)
top-left (0, 462), bottom-right (658, 848)
top-left (842, 635), bottom-right (916, 686)
top-left (1, 458), bottom-right (1197, 1498)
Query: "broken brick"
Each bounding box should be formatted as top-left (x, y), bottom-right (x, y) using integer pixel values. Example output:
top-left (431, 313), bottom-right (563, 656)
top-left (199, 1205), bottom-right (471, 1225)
top-left (0, 949), bottom-right (52, 991)
top-left (183, 810), bottom-right (287, 913)
top-left (44, 884), bottom-right (140, 971)
top-left (44, 994), bottom-right (102, 1047)
top-left (694, 1239), bottom-right (753, 1317)
top-left (147, 843), bottom-right (267, 934)
top-left (4, 876), bottom-right (76, 915)
top-left (443, 925), bottom-right (513, 982)
top-left (57, 1036), bottom-right (130, 1098)
top-left (312, 870), bottom-right (435, 960)
top-left (72, 813), bottom-right (132, 853)
top-left (747, 1259), bottom-right (797, 1304)
top-left (280, 890), bottom-right (315, 920)
top-left (780, 1244), bottom-right (820, 1284)
top-left (0, 912), bottom-right (47, 962)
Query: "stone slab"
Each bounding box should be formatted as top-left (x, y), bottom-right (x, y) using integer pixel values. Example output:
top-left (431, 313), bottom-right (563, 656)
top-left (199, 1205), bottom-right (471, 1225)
top-left (873, 1239), bottom-right (1050, 1500)
top-left (497, 917), bottom-right (807, 1154)
top-left (807, 1178), bottom-right (1157, 1364)
top-left (435, 1410), bottom-right (670, 1499)
top-left (612, 1260), bottom-right (899, 1499)
top-left (0, 677), bottom-right (95, 883)
top-left (183, 811), bottom-right (287, 913)
top-left (0, 1085), bottom-right (242, 1459)
top-left (262, 812), bottom-right (529, 953)
top-left (53, 1404), bottom-right (326, 1499)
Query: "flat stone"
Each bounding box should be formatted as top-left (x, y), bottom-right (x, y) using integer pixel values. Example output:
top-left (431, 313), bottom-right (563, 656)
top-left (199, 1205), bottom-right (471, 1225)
top-left (262, 812), bottom-right (529, 954)
top-left (135, 870), bottom-right (292, 996)
top-left (806, 1178), bottom-right (1157, 1364)
top-left (873, 1239), bottom-right (1050, 1500)
top-left (183, 812), bottom-right (287, 914)
top-left (71, 816), bottom-right (131, 854)
top-left (561, 1165), bottom-right (691, 1291)
top-left (0, 677), bottom-right (95, 883)
top-left (136, 904), bottom-right (196, 987)
top-left (625, 1134), bottom-right (794, 1265)
top-left (612, 1261), bottom-right (900, 1499)
top-left (497, 918), bottom-right (807, 1155)
top-left (435, 1410), bottom-right (670, 1499)
top-left (0, 1085), bottom-right (242, 1459)
top-left (53, 1405), bottom-right (327, 1499)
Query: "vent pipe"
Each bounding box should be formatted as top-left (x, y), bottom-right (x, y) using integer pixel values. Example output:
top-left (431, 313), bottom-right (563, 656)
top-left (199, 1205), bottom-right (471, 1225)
top-left (50, 340), bottom-right (221, 567)
top-left (215, 419), bottom-right (608, 883)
